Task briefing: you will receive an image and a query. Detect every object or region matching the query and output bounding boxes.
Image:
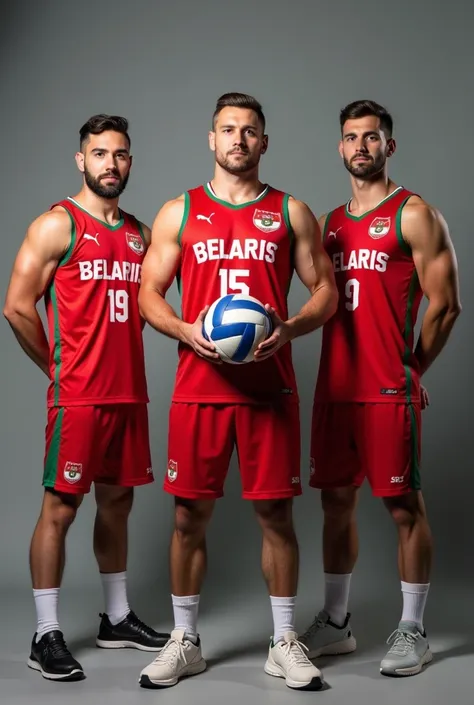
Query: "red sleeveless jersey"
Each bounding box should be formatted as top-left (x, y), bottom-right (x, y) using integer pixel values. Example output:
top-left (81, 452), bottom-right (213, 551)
top-left (172, 183), bottom-right (298, 404)
top-left (45, 197), bottom-right (148, 407)
top-left (315, 186), bottom-right (423, 404)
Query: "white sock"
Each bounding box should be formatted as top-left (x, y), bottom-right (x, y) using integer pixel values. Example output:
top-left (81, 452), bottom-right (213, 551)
top-left (33, 588), bottom-right (60, 641)
top-left (270, 596), bottom-right (296, 642)
top-left (401, 581), bottom-right (430, 632)
top-left (324, 573), bottom-right (352, 627)
top-left (100, 572), bottom-right (130, 625)
top-left (172, 594), bottom-right (200, 642)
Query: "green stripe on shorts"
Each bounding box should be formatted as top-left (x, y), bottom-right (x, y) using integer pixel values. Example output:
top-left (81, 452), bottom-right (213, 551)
top-left (43, 408), bottom-right (65, 487)
top-left (408, 404), bottom-right (421, 490)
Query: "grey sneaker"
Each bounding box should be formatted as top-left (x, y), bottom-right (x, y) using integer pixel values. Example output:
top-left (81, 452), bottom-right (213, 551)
top-left (299, 610), bottom-right (356, 659)
top-left (380, 621), bottom-right (433, 677)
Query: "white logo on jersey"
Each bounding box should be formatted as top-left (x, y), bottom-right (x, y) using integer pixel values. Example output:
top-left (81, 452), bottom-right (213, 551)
top-left (196, 213), bottom-right (214, 224)
top-left (328, 227), bottom-right (342, 239)
top-left (83, 233), bottom-right (100, 246)
top-left (193, 238), bottom-right (278, 264)
top-left (391, 476), bottom-right (404, 484)
top-left (332, 249), bottom-right (389, 273)
top-left (78, 260), bottom-right (141, 282)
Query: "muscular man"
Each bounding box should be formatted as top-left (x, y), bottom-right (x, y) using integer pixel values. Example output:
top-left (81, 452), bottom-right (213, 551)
top-left (4, 114), bottom-right (169, 682)
top-left (300, 99), bottom-right (461, 676)
top-left (137, 92), bottom-right (338, 690)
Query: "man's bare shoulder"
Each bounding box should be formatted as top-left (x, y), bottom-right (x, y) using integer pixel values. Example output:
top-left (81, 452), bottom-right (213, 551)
top-left (27, 207), bottom-right (72, 254)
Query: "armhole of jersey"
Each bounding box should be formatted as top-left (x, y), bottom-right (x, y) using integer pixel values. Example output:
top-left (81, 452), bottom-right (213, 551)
top-left (57, 206), bottom-right (76, 267)
top-left (136, 219), bottom-right (146, 245)
top-left (282, 193), bottom-right (294, 244)
top-left (396, 196), bottom-right (413, 257)
top-left (321, 211), bottom-right (333, 243)
top-left (177, 192), bottom-right (190, 248)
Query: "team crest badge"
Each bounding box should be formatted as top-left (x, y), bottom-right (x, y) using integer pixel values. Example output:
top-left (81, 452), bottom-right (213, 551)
top-left (126, 232), bottom-right (145, 255)
top-left (167, 459), bottom-right (178, 483)
top-left (253, 209), bottom-right (282, 233)
top-left (310, 457), bottom-right (315, 476)
top-left (64, 461), bottom-right (82, 484)
top-left (368, 217), bottom-right (390, 239)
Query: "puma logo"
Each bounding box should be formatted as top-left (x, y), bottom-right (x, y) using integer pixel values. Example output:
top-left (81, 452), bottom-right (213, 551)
top-left (328, 227), bottom-right (342, 239)
top-left (196, 213), bottom-right (214, 225)
top-left (83, 233), bottom-right (100, 245)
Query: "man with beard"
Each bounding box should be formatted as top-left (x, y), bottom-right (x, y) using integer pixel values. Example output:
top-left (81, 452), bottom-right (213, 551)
top-left (136, 92), bottom-right (338, 690)
top-left (4, 114), bottom-right (169, 682)
top-left (300, 100), bottom-right (461, 676)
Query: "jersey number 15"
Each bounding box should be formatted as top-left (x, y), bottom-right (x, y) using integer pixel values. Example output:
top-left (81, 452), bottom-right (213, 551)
top-left (218, 268), bottom-right (250, 296)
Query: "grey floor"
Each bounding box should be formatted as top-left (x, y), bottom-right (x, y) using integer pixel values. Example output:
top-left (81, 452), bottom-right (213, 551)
top-left (1, 585), bottom-right (472, 705)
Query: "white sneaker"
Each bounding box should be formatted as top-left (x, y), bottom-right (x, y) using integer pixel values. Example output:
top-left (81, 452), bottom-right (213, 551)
top-left (264, 631), bottom-right (323, 690)
top-left (138, 629), bottom-right (206, 688)
top-left (300, 610), bottom-right (356, 658)
top-left (380, 621), bottom-right (433, 677)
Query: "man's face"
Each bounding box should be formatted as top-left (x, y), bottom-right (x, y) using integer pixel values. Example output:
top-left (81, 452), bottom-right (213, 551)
top-left (210, 106), bottom-right (267, 174)
top-left (339, 115), bottom-right (394, 179)
top-left (76, 130), bottom-right (132, 198)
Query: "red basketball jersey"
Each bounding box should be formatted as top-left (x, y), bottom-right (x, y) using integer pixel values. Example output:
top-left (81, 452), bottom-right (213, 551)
top-left (315, 186), bottom-right (423, 404)
top-left (45, 197), bottom-right (148, 407)
top-left (172, 183), bottom-right (298, 404)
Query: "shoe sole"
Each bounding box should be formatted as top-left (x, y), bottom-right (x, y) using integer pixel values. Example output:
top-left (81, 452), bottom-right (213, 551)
top-left (27, 658), bottom-right (85, 682)
top-left (380, 649), bottom-right (433, 677)
top-left (139, 658), bottom-right (207, 688)
top-left (96, 638), bottom-right (167, 652)
top-left (264, 660), bottom-right (323, 691)
top-left (307, 635), bottom-right (357, 659)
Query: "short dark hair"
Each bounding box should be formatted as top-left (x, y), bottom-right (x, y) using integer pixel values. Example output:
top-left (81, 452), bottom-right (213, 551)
top-left (212, 92), bottom-right (266, 131)
top-left (339, 100), bottom-right (393, 138)
top-left (79, 114), bottom-right (130, 151)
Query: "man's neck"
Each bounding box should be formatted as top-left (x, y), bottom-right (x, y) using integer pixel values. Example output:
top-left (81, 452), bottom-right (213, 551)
top-left (71, 188), bottom-right (121, 225)
top-left (348, 176), bottom-right (398, 216)
top-left (210, 167), bottom-right (265, 205)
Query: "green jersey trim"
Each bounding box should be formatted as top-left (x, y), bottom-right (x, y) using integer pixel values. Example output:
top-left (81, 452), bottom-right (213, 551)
top-left (137, 220), bottom-right (146, 245)
top-left (345, 186), bottom-right (403, 221)
top-left (67, 197), bottom-right (124, 230)
top-left (57, 208), bottom-right (76, 267)
top-left (178, 192), bottom-right (190, 248)
top-left (50, 282), bottom-right (62, 406)
top-left (395, 196), bottom-right (413, 256)
top-left (204, 182), bottom-right (269, 209)
top-left (321, 212), bottom-right (333, 243)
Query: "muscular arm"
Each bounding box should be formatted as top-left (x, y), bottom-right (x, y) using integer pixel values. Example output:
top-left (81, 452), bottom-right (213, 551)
top-left (3, 209), bottom-right (71, 377)
top-left (403, 200), bottom-right (462, 375)
top-left (285, 199), bottom-right (338, 338)
top-left (138, 198), bottom-right (219, 360)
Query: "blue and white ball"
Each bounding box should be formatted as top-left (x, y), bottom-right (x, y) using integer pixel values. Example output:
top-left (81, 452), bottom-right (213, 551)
top-left (203, 294), bottom-right (272, 364)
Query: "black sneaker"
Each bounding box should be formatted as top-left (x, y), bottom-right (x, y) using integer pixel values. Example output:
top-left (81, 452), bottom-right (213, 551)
top-left (27, 630), bottom-right (84, 681)
top-left (96, 610), bottom-right (170, 651)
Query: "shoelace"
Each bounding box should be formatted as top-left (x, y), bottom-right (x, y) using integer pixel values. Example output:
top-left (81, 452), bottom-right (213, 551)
top-left (128, 612), bottom-right (156, 636)
top-left (302, 616), bottom-right (326, 639)
top-left (386, 629), bottom-right (418, 655)
top-left (150, 638), bottom-right (186, 667)
top-left (279, 638), bottom-right (312, 667)
top-left (47, 636), bottom-right (71, 659)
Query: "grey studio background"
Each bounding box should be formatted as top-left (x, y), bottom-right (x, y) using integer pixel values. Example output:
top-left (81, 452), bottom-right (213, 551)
top-left (1, 1), bottom-right (472, 704)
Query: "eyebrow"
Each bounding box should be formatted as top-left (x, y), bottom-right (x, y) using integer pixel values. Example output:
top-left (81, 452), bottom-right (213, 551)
top-left (344, 131), bottom-right (380, 139)
top-left (90, 148), bottom-right (129, 154)
top-left (220, 124), bottom-right (257, 130)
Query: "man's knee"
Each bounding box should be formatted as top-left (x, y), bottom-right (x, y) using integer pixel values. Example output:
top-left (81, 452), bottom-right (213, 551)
top-left (95, 485), bottom-right (134, 520)
top-left (174, 498), bottom-right (215, 540)
top-left (254, 498), bottom-right (294, 535)
top-left (41, 488), bottom-right (82, 532)
top-left (322, 487), bottom-right (358, 522)
top-left (384, 490), bottom-right (428, 529)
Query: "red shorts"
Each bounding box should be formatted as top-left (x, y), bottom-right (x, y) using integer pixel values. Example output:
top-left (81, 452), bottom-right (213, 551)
top-left (165, 402), bottom-right (301, 500)
top-left (309, 403), bottom-right (421, 497)
top-left (43, 404), bottom-right (153, 495)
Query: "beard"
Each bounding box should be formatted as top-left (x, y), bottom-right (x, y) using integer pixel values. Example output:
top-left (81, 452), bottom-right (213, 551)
top-left (215, 148), bottom-right (260, 175)
top-left (84, 166), bottom-right (129, 199)
top-left (343, 151), bottom-right (386, 180)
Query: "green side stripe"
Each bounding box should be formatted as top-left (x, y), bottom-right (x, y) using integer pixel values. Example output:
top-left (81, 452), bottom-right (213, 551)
top-left (50, 284), bottom-right (62, 406)
top-left (409, 405), bottom-right (421, 490)
top-left (43, 408), bottom-right (64, 487)
top-left (403, 269), bottom-right (419, 403)
top-left (178, 192), bottom-right (190, 248)
top-left (282, 194), bottom-right (295, 297)
top-left (396, 196), bottom-right (413, 256)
